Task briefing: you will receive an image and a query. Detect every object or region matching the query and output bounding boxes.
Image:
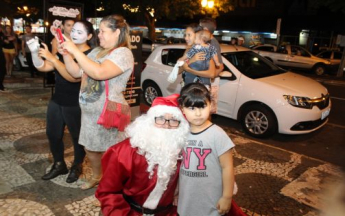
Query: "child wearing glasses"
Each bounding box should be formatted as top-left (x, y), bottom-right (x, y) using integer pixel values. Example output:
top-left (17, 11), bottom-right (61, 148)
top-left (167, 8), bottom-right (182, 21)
top-left (177, 83), bottom-right (243, 216)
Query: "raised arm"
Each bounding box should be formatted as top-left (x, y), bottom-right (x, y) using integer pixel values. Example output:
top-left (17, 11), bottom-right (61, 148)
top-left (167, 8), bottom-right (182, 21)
top-left (39, 43), bottom-right (80, 82)
top-left (62, 52), bottom-right (83, 79)
top-left (26, 36), bottom-right (46, 70)
top-left (62, 38), bottom-right (127, 80)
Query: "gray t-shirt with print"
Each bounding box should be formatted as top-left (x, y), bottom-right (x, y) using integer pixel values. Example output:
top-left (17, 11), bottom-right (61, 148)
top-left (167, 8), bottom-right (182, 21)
top-left (210, 37), bottom-right (223, 64)
top-left (78, 47), bottom-right (134, 152)
top-left (177, 124), bottom-right (234, 216)
top-left (22, 34), bottom-right (35, 53)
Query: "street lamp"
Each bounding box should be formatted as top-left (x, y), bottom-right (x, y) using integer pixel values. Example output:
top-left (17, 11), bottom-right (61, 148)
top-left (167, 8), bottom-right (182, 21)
top-left (17, 5), bottom-right (37, 18)
top-left (201, 0), bottom-right (214, 9)
top-left (96, 7), bottom-right (104, 11)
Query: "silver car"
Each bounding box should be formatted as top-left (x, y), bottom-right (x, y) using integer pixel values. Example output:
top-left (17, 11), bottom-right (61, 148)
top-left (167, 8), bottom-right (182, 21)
top-left (252, 44), bottom-right (334, 75)
top-left (316, 50), bottom-right (344, 72)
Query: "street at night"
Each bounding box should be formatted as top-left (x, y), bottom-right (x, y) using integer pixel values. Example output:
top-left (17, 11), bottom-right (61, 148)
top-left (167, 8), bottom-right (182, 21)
top-left (1, 0), bottom-right (345, 215)
top-left (0, 70), bottom-right (344, 215)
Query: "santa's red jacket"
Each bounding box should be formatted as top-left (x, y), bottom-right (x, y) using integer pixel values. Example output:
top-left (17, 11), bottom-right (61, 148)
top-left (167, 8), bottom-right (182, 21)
top-left (95, 138), bottom-right (179, 216)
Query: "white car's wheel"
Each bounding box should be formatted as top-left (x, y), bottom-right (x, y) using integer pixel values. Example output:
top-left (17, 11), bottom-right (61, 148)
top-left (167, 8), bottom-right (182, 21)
top-left (313, 64), bottom-right (325, 76)
top-left (241, 104), bottom-right (277, 138)
top-left (143, 81), bottom-right (162, 106)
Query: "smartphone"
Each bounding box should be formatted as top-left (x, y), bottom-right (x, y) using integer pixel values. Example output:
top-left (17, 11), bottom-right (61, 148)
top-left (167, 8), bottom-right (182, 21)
top-left (56, 28), bottom-right (64, 44)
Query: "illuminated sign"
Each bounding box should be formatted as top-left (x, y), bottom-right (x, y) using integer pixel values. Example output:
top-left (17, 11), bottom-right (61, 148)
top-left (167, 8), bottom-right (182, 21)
top-left (48, 6), bottom-right (80, 18)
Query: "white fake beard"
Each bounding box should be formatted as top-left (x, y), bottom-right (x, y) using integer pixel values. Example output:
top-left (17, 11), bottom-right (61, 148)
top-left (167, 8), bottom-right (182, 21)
top-left (126, 113), bottom-right (189, 190)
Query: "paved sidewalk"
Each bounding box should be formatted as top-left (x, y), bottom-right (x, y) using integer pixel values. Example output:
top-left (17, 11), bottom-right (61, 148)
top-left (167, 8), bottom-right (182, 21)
top-left (0, 71), bottom-right (344, 215)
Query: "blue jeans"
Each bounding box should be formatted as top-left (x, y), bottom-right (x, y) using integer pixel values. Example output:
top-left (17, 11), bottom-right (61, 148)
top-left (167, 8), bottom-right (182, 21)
top-left (183, 60), bottom-right (211, 86)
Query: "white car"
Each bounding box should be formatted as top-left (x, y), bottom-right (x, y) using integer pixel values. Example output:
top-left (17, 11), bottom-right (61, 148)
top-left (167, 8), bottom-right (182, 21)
top-left (141, 44), bottom-right (331, 138)
top-left (252, 44), bottom-right (334, 75)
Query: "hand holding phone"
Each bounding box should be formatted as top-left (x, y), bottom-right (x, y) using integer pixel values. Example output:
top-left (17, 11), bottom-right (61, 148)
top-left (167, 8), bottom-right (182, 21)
top-left (56, 28), bottom-right (64, 44)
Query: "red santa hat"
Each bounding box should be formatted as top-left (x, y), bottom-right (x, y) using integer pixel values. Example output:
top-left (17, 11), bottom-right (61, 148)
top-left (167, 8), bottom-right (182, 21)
top-left (147, 94), bottom-right (184, 120)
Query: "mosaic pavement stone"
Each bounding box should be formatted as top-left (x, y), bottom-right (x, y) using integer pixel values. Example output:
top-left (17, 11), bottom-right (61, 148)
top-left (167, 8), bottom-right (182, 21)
top-left (0, 86), bottom-right (344, 216)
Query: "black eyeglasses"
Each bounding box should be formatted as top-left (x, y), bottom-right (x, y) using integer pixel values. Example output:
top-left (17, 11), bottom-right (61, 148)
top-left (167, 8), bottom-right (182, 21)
top-left (155, 116), bottom-right (180, 127)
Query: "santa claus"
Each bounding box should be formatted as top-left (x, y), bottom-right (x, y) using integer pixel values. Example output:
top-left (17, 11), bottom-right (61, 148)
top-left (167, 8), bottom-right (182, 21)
top-left (96, 94), bottom-right (189, 216)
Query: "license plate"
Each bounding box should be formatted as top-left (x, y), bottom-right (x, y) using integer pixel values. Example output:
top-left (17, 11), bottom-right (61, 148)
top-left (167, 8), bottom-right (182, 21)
top-left (321, 108), bottom-right (330, 120)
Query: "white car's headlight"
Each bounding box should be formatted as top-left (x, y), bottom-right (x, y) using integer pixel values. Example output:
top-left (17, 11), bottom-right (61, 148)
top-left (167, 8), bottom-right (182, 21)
top-left (283, 95), bottom-right (313, 109)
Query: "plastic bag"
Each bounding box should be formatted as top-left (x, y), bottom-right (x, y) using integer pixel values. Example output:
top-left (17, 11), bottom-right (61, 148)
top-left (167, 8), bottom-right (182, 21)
top-left (167, 60), bottom-right (185, 83)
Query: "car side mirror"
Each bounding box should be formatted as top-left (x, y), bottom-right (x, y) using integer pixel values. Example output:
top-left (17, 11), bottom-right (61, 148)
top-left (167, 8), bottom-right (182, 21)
top-left (219, 71), bottom-right (236, 80)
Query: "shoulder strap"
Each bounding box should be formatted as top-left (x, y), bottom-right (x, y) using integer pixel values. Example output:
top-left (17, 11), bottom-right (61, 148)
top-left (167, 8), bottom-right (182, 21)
top-left (104, 47), bottom-right (117, 99)
top-left (105, 80), bottom-right (109, 99)
top-left (128, 67), bottom-right (135, 101)
top-left (84, 48), bottom-right (93, 55)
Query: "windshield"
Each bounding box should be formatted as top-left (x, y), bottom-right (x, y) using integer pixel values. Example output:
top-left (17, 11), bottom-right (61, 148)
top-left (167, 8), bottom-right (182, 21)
top-left (222, 51), bottom-right (286, 79)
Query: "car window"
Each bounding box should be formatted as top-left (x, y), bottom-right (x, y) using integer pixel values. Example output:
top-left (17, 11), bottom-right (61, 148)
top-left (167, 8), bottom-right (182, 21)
top-left (143, 38), bottom-right (152, 45)
top-left (291, 46), bottom-right (310, 57)
top-left (317, 51), bottom-right (332, 59)
top-left (256, 46), bottom-right (275, 52)
top-left (161, 48), bottom-right (185, 66)
top-left (222, 51), bottom-right (285, 79)
top-left (174, 38), bottom-right (185, 44)
top-left (223, 63), bottom-right (231, 72)
top-left (277, 46), bottom-right (288, 54)
top-left (333, 52), bottom-right (342, 59)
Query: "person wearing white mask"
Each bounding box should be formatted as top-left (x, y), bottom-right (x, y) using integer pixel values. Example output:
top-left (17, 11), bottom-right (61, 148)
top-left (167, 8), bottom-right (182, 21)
top-left (26, 20), bottom-right (96, 184)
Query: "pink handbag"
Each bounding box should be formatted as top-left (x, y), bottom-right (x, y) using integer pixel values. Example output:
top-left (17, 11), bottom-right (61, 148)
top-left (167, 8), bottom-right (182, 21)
top-left (97, 80), bottom-right (131, 131)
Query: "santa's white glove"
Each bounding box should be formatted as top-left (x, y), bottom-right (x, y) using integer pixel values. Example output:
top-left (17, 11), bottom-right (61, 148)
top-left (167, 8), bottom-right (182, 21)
top-left (167, 60), bottom-right (184, 83)
top-left (26, 36), bottom-right (44, 68)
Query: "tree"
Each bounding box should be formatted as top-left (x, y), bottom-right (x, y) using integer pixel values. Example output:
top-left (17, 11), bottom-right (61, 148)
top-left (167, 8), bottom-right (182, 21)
top-left (1, 0), bottom-right (41, 25)
top-left (1, 0), bottom-right (20, 21)
top-left (104, 0), bottom-right (234, 41)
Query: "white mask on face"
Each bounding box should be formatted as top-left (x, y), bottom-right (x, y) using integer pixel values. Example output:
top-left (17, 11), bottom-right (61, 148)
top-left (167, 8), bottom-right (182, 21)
top-left (71, 23), bottom-right (88, 44)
